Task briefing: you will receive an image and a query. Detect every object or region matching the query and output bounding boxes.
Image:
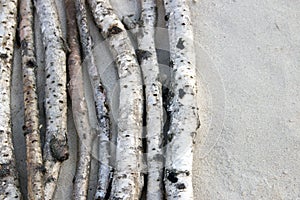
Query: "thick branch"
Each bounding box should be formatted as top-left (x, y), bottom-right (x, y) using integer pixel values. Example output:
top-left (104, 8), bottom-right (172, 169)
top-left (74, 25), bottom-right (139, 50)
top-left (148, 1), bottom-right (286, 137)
top-left (0, 0), bottom-right (22, 199)
top-left (137, 0), bottom-right (164, 199)
top-left (34, 0), bottom-right (69, 199)
top-left (88, 0), bottom-right (144, 199)
top-left (164, 0), bottom-right (200, 199)
top-left (19, 0), bottom-right (44, 199)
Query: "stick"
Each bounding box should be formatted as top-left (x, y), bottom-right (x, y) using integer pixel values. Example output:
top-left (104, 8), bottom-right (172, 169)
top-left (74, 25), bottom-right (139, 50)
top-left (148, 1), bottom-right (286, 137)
top-left (75, 0), bottom-right (112, 199)
top-left (0, 0), bottom-right (22, 199)
top-left (136, 0), bottom-right (164, 199)
top-left (34, 0), bottom-right (69, 199)
top-left (65, 0), bottom-right (93, 199)
top-left (88, 0), bottom-right (144, 199)
top-left (19, 0), bottom-right (44, 199)
top-left (163, 0), bottom-right (200, 199)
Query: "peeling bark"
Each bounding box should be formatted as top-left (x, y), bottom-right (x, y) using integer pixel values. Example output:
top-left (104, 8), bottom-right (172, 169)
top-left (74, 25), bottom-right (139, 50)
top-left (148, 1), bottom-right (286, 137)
top-left (75, 0), bottom-right (112, 199)
top-left (34, 0), bottom-right (68, 199)
top-left (137, 0), bottom-right (164, 199)
top-left (19, 0), bottom-right (44, 199)
top-left (65, 0), bottom-right (92, 199)
top-left (0, 0), bottom-right (22, 199)
top-left (163, 0), bottom-right (200, 199)
top-left (88, 0), bottom-right (144, 199)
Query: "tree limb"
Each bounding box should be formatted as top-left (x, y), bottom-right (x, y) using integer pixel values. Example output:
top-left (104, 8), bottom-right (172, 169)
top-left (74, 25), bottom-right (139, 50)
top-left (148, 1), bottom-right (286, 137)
top-left (163, 0), bottom-right (200, 199)
top-left (34, 0), bottom-right (69, 199)
top-left (88, 0), bottom-right (144, 199)
top-left (19, 0), bottom-right (44, 199)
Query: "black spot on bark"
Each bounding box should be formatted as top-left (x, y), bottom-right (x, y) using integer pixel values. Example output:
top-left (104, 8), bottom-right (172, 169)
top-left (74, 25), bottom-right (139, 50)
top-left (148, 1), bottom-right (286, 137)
top-left (0, 163), bottom-right (10, 178)
top-left (45, 176), bottom-right (55, 183)
top-left (165, 13), bottom-right (170, 21)
top-left (136, 49), bottom-right (152, 65)
top-left (169, 60), bottom-right (174, 68)
top-left (176, 38), bottom-right (185, 49)
top-left (179, 88), bottom-right (186, 98)
top-left (176, 183), bottom-right (186, 189)
top-left (0, 54), bottom-right (8, 59)
top-left (26, 60), bottom-right (37, 68)
top-left (166, 170), bottom-right (178, 183)
top-left (153, 154), bottom-right (164, 162)
top-left (36, 165), bottom-right (46, 174)
top-left (50, 136), bottom-right (69, 162)
top-left (107, 25), bottom-right (123, 37)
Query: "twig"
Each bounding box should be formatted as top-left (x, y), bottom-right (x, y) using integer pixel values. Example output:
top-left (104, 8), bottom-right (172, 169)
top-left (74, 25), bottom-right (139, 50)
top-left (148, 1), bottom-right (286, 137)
top-left (75, 0), bottom-right (112, 199)
top-left (136, 0), bottom-right (164, 199)
top-left (34, 0), bottom-right (69, 199)
top-left (163, 0), bottom-right (200, 199)
top-left (0, 0), bottom-right (22, 199)
top-left (65, 0), bottom-right (93, 199)
top-left (19, 0), bottom-right (44, 199)
top-left (88, 0), bottom-right (144, 199)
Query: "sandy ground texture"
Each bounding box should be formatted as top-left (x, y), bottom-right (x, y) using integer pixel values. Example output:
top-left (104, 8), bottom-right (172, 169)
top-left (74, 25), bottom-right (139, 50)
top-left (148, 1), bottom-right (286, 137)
top-left (10, 0), bottom-right (300, 199)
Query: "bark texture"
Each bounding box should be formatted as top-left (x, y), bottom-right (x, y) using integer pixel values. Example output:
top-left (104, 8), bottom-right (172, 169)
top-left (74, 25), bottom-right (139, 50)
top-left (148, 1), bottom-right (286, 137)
top-left (65, 0), bottom-right (92, 199)
top-left (75, 0), bottom-right (112, 199)
top-left (88, 0), bottom-right (144, 199)
top-left (34, 0), bottom-right (68, 199)
top-left (0, 0), bottom-right (22, 199)
top-left (19, 0), bottom-right (44, 199)
top-left (164, 0), bottom-right (200, 199)
top-left (137, 0), bottom-right (164, 199)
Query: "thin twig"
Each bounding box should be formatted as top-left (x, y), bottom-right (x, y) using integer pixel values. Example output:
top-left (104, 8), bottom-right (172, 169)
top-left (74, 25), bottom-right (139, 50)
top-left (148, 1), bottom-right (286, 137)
top-left (0, 0), bottom-right (22, 199)
top-left (88, 0), bottom-right (144, 199)
top-left (163, 0), bottom-right (200, 199)
top-left (19, 0), bottom-right (44, 199)
top-left (65, 0), bottom-right (93, 199)
top-left (136, 0), bottom-right (164, 199)
top-left (75, 0), bottom-right (112, 199)
top-left (34, 0), bottom-right (69, 199)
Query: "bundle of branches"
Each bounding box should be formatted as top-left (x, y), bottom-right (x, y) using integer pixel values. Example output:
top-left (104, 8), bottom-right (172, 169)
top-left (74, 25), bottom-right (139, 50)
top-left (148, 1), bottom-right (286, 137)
top-left (19, 0), bottom-right (44, 199)
top-left (0, 0), bottom-right (22, 198)
top-left (65, 0), bottom-right (94, 199)
top-left (34, 0), bottom-right (69, 199)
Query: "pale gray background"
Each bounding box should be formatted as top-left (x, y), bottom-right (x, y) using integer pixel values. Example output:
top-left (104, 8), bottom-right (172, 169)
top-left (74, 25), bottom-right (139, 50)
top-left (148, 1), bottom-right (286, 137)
top-left (11, 0), bottom-right (300, 199)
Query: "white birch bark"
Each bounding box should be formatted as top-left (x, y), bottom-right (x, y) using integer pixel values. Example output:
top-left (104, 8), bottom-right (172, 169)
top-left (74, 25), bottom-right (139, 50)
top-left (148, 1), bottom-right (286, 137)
top-left (65, 0), bottom-right (93, 199)
top-left (75, 0), bottom-right (112, 199)
top-left (0, 0), bottom-right (22, 199)
top-left (19, 0), bottom-right (44, 199)
top-left (163, 0), bottom-right (200, 199)
top-left (88, 0), bottom-right (144, 199)
top-left (136, 0), bottom-right (164, 199)
top-left (34, 0), bottom-right (69, 199)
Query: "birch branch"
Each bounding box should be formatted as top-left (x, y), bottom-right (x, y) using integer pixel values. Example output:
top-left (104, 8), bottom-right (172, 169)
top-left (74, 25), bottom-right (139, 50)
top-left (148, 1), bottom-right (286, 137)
top-left (19, 0), bottom-right (44, 199)
top-left (75, 0), bottom-right (112, 199)
top-left (88, 0), bottom-right (144, 199)
top-left (34, 0), bottom-right (69, 199)
top-left (136, 0), bottom-right (164, 199)
top-left (0, 0), bottom-right (22, 199)
top-left (65, 0), bottom-right (93, 199)
top-left (163, 0), bottom-right (200, 199)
